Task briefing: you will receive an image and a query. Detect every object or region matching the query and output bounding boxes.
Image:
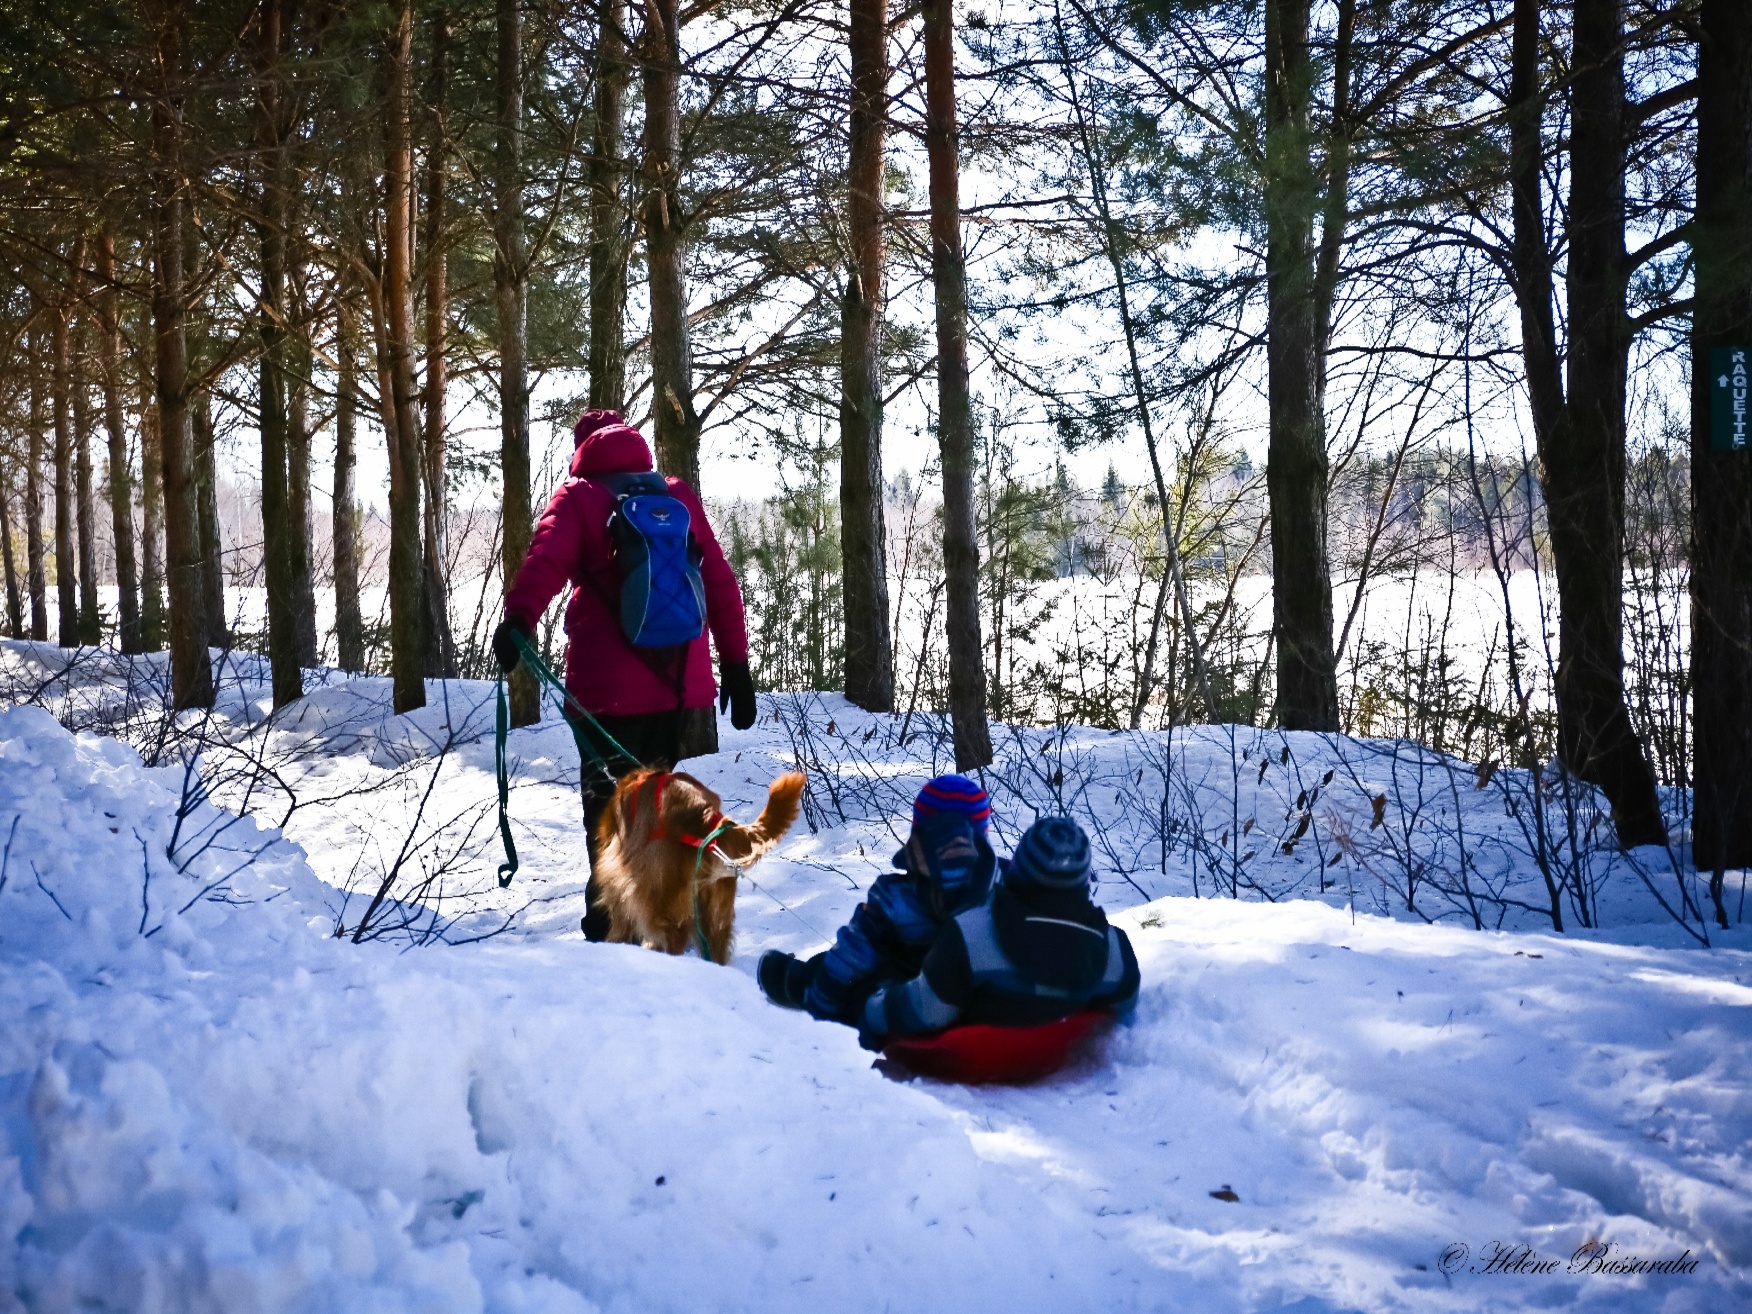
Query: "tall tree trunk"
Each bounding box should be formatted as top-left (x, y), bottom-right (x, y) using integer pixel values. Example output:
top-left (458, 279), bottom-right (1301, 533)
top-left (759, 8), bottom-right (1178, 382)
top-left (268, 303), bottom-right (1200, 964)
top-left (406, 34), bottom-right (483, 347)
top-left (97, 230), bottom-right (142, 653)
top-left (641, 0), bottom-right (716, 757)
top-left (151, 0), bottom-right (214, 706)
top-left (497, 0), bottom-right (537, 724)
top-left (922, 0), bottom-right (990, 770)
top-left (180, 220), bottom-right (226, 651)
top-left (190, 393), bottom-right (225, 646)
top-left (256, 0), bottom-right (302, 705)
top-left (587, 0), bottom-right (628, 410)
top-left (643, 0), bottom-right (701, 487)
top-left (73, 318), bottom-right (100, 644)
top-left (1559, 0), bottom-right (1662, 845)
top-left (380, 0), bottom-right (427, 714)
top-left (0, 465), bottom-right (21, 638)
top-left (840, 0), bottom-right (894, 713)
top-left (1262, 0), bottom-right (1337, 731)
top-left (287, 328), bottom-right (318, 666)
top-left (1510, 0), bottom-right (1663, 846)
top-left (333, 302), bottom-right (365, 673)
top-left (1691, 0), bottom-right (1752, 888)
top-left (51, 255), bottom-right (79, 648)
top-left (139, 376), bottom-right (166, 651)
top-left (285, 143), bottom-right (318, 668)
top-left (422, 7), bottom-right (457, 679)
top-left (26, 326), bottom-right (48, 642)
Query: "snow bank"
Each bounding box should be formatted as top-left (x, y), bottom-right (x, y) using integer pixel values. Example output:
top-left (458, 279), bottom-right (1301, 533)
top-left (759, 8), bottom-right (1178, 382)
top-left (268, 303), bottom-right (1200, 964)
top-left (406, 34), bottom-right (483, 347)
top-left (2, 693), bottom-right (1750, 1312)
top-left (0, 707), bottom-right (1122, 1312)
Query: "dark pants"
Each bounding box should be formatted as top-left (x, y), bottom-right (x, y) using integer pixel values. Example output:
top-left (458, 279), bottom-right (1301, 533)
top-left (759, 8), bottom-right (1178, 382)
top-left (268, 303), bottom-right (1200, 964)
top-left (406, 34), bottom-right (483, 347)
top-left (575, 708), bottom-right (687, 941)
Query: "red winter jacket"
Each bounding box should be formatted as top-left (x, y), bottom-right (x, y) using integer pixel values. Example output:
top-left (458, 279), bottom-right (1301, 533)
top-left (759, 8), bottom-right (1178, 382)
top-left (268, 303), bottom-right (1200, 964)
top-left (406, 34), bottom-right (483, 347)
top-left (503, 412), bottom-right (749, 716)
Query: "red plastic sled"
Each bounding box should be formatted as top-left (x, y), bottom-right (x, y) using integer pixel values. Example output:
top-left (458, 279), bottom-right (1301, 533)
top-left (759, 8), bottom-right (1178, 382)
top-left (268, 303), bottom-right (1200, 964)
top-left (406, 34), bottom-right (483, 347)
top-left (881, 1011), bottom-right (1110, 1084)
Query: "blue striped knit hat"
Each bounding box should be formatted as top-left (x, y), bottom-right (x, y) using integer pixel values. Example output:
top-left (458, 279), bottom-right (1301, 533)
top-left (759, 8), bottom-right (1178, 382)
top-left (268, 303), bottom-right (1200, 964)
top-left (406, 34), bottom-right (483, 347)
top-left (1008, 815), bottom-right (1093, 890)
top-left (912, 774), bottom-right (991, 833)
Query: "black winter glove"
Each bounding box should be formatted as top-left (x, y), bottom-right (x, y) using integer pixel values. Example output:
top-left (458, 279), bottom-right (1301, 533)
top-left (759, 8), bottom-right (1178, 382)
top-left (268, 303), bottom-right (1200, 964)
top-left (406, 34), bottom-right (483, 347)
top-left (758, 950), bottom-right (810, 1009)
top-left (719, 659), bottom-right (757, 730)
top-left (492, 617), bottom-right (531, 675)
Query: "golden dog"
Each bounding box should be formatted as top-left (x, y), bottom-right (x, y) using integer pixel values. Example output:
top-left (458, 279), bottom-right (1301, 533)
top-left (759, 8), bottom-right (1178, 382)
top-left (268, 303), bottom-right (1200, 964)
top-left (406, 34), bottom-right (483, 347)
top-left (592, 767), bottom-right (805, 964)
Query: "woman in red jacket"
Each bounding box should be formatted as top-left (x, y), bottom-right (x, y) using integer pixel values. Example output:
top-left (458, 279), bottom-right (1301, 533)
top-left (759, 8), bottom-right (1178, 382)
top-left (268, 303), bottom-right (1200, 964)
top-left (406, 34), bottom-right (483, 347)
top-left (492, 409), bottom-right (757, 939)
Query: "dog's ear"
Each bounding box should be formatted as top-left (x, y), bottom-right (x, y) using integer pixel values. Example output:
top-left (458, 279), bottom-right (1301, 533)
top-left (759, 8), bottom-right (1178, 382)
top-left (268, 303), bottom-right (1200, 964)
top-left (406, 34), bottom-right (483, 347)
top-left (610, 768), bottom-right (659, 840)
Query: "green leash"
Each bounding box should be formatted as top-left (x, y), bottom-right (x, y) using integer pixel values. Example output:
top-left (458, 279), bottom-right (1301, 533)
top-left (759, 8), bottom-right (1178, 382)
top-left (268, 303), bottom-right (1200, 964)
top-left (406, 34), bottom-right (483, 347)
top-left (495, 676), bottom-right (519, 887)
top-left (689, 820), bottom-right (731, 960)
top-left (493, 631), bottom-right (643, 888)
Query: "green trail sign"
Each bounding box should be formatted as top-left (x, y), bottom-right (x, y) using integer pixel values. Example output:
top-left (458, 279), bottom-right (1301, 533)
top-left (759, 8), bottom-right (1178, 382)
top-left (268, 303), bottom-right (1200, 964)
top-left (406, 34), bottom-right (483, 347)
top-left (1710, 346), bottom-right (1752, 452)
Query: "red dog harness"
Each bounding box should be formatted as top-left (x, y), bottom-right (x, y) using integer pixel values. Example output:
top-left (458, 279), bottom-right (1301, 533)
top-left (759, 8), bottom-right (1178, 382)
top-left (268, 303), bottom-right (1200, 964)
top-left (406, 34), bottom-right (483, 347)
top-left (642, 771), bottom-right (734, 961)
top-left (643, 772), bottom-right (726, 852)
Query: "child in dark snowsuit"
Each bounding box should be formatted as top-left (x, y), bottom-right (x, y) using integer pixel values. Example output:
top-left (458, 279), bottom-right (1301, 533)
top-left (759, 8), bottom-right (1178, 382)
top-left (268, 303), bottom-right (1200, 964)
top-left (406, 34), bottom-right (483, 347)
top-left (857, 815), bottom-right (1139, 1047)
top-left (759, 775), bottom-right (996, 1025)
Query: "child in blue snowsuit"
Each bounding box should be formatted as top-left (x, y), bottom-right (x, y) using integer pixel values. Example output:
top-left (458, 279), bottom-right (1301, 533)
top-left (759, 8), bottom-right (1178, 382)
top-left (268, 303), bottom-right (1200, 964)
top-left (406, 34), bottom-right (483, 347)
top-left (758, 775), bottom-right (996, 1025)
top-left (857, 815), bottom-right (1140, 1047)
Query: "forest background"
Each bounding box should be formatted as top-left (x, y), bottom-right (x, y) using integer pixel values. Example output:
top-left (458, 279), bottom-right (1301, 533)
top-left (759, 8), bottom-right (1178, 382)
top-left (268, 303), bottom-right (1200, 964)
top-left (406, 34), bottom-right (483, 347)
top-left (1, 0), bottom-right (1749, 922)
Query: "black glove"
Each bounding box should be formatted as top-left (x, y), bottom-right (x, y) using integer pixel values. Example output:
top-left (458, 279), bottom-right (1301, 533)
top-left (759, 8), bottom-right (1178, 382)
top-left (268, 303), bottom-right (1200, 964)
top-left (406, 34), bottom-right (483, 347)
top-left (492, 617), bottom-right (531, 675)
top-left (758, 950), bottom-right (809, 1009)
top-left (719, 659), bottom-right (757, 730)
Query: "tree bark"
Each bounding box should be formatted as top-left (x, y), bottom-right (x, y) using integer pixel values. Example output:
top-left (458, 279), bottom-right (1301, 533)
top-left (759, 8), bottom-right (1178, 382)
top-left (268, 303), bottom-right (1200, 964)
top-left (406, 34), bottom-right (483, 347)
top-left (1262, 0), bottom-right (1337, 731)
top-left (256, 0), bottom-right (302, 705)
top-left (151, 0), bottom-right (214, 707)
top-left (333, 299), bottom-right (365, 673)
top-left (0, 463), bottom-right (21, 638)
top-left (73, 314), bottom-right (100, 644)
top-left (287, 327), bottom-right (318, 666)
top-left (177, 199), bottom-right (226, 651)
top-left (922, 0), bottom-right (991, 770)
top-left (191, 392), bottom-right (226, 647)
top-left (1691, 0), bottom-right (1752, 882)
top-left (1509, 0), bottom-right (1663, 847)
top-left (52, 252), bottom-right (78, 648)
top-left (97, 230), bottom-right (142, 653)
top-left (380, 0), bottom-right (427, 714)
top-left (138, 375), bottom-right (167, 652)
top-left (643, 0), bottom-right (702, 488)
top-left (588, 0), bottom-right (629, 410)
top-left (286, 174), bottom-right (318, 665)
top-left (497, 0), bottom-right (538, 724)
top-left (25, 326), bottom-right (48, 642)
top-left (640, 0), bottom-right (717, 758)
top-left (840, 0), bottom-right (894, 713)
top-left (422, 7), bottom-right (457, 679)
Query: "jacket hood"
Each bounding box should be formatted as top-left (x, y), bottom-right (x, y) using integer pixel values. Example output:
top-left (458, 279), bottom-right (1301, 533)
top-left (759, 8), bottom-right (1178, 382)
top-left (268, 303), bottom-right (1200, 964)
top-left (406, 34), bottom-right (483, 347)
top-left (570, 410), bottom-right (654, 478)
top-left (990, 881), bottom-right (1109, 992)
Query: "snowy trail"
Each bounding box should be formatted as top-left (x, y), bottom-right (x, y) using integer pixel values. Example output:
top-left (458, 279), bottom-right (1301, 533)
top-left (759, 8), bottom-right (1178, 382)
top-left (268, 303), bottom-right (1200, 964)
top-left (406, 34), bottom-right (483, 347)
top-left (2, 663), bottom-right (1750, 1311)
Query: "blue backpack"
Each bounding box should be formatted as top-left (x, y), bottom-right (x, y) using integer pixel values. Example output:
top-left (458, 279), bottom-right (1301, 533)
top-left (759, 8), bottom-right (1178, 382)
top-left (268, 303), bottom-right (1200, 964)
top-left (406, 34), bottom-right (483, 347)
top-left (601, 472), bottom-right (707, 649)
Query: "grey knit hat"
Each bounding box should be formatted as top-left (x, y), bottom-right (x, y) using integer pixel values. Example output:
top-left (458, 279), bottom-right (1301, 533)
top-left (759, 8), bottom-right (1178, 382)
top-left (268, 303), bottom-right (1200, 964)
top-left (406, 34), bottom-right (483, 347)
top-left (1008, 815), bottom-right (1093, 890)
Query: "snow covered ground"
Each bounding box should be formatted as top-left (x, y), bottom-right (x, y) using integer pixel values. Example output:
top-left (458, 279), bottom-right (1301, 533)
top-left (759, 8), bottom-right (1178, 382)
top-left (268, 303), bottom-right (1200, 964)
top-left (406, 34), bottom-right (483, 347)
top-left (0, 645), bottom-right (1748, 1311)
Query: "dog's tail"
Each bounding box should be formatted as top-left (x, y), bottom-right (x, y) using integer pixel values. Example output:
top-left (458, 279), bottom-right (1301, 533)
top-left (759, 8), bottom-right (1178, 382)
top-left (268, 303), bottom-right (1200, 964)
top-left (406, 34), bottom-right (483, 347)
top-left (714, 772), bottom-right (806, 868)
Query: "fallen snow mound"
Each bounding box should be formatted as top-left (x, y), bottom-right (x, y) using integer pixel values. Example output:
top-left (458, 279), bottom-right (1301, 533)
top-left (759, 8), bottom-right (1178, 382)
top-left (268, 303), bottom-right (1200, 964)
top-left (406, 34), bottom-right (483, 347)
top-left (1, 703), bottom-right (1749, 1313)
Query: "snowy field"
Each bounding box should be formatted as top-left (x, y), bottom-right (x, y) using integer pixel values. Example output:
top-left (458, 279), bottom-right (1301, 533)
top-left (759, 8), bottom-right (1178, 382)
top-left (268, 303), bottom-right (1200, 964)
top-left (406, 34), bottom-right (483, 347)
top-left (0, 642), bottom-right (1748, 1312)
